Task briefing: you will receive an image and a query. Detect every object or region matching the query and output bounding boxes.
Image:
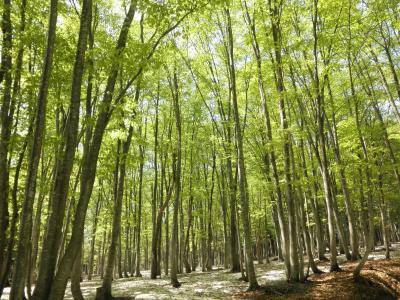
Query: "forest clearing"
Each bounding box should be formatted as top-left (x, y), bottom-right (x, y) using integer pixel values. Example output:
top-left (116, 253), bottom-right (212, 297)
top-left (1, 0), bottom-right (400, 299)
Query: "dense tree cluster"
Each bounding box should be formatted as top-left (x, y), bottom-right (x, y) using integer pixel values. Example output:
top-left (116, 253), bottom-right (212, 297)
top-left (0, 0), bottom-right (399, 299)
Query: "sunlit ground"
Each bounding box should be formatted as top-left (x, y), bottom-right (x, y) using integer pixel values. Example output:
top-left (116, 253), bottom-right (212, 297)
top-left (1, 243), bottom-right (399, 300)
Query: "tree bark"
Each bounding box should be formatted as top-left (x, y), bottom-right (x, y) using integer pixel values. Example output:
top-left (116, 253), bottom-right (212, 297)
top-left (33, 0), bottom-right (92, 298)
top-left (11, 0), bottom-right (58, 298)
top-left (4, 1), bottom-right (30, 289)
top-left (44, 3), bottom-right (137, 299)
top-left (0, 0), bottom-right (14, 290)
top-left (98, 125), bottom-right (134, 299)
top-left (0, 115), bottom-right (32, 297)
top-left (205, 150), bottom-right (216, 271)
top-left (135, 125), bottom-right (145, 278)
top-left (183, 133), bottom-right (195, 273)
top-left (71, 246), bottom-right (84, 300)
top-left (225, 8), bottom-right (259, 290)
top-left (169, 69), bottom-right (182, 288)
top-left (88, 194), bottom-right (102, 280)
top-left (377, 168), bottom-right (390, 259)
top-left (326, 76), bottom-right (359, 260)
top-left (150, 90), bottom-right (160, 279)
top-left (311, 0), bottom-right (340, 272)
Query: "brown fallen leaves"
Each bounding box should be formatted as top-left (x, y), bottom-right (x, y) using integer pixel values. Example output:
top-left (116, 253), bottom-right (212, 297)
top-left (234, 258), bottom-right (400, 300)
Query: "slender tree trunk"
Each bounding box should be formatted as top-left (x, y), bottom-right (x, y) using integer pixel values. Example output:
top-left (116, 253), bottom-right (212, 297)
top-left (0, 0), bottom-right (13, 285)
top-left (269, 0), bottom-right (304, 281)
top-left (311, 0), bottom-right (340, 272)
top-left (165, 205), bottom-right (169, 276)
top-left (170, 70), bottom-right (182, 288)
top-left (218, 167), bottom-right (229, 269)
top-left (349, 42), bottom-right (375, 280)
top-left (0, 0), bottom-right (28, 290)
top-left (135, 126), bottom-right (145, 278)
top-left (118, 233), bottom-right (123, 278)
top-left (158, 148), bottom-right (167, 276)
top-left (44, 3), bottom-right (137, 299)
top-left (246, 0), bottom-right (290, 276)
top-left (71, 246), bottom-right (84, 300)
top-left (183, 137), bottom-right (194, 273)
top-left (151, 175), bottom-right (173, 278)
top-left (377, 169), bottom-right (390, 259)
top-left (297, 139), bottom-right (321, 274)
top-left (88, 194), bottom-right (102, 280)
top-left (310, 158), bottom-right (326, 260)
top-left (28, 158), bottom-right (51, 290)
top-left (209, 17), bottom-right (242, 274)
top-left (150, 90), bottom-right (160, 279)
top-left (123, 190), bottom-right (131, 277)
top-left (100, 222), bottom-right (108, 279)
top-left (97, 125), bottom-right (134, 300)
top-left (326, 77), bottom-right (359, 260)
top-left (191, 217), bottom-right (197, 271)
top-left (206, 150), bottom-right (216, 271)
top-left (329, 180), bottom-right (351, 260)
top-left (227, 157), bottom-right (241, 272)
top-left (353, 167), bottom-right (374, 278)
top-left (11, 1), bottom-right (59, 298)
top-left (225, 8), bottom-right (259, 290)
top-left (33, 0), bottom-right (92, 298)
top-left (1, 119), bottom-right (32, 296)
top-left (179, 188), bottom-right (184, 274)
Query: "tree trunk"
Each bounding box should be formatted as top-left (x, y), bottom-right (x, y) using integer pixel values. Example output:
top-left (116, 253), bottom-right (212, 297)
top-left (150, 90), bottom-right (160, 279)
top-left (71, 246), bottom-right (84, 300)
top-left (205, 150), bottom-right (216, 271)
top-left (169, 69), bottom-right (182, 288)
top-left (0, 0), bottom-right (29, 289)
top-left (32, 0), bottom-right (92, 298)
top-left (218, 167), bottom-right (229, 269)
top-left (325, 77), bottom-right (359, 260)
top-left (296, 139), bottom-right (321, 274)
top-left (44, 3), bottom-right (137, 299)
top-left (97, 125), bottom-right (134, 300)
top-left (225, 8), bottom-right (259, 290)
top-left (310, 159), bottom-right (326, 260)
top-left (165, 205), bottom-right (169, 276)
top-left (349, 39), bottom-right (375, 279)
top-left (88, 194), bottom-right (102, 280)
top-left (377, 170), bottom-right (390, 259)
top-left (28, 158), bottom-right (51, 289)
top-left (311, 0), bottom-right (340, 273)
top-left (135, 126), bottom-right (145, 278)
top-left (11, 0), bottom-right (58, 298)
top-left (183, 139), bottom-right (194, 273)
top-left (353, 166), bottom-right (374, 278)
top-left (1, 118), bottom-right (32, 296)
top-left (0, 0), bottom-right (13, 286)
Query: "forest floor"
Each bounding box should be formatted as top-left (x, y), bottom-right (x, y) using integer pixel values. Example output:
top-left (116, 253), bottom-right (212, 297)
top-left (2, 244), bottom-right (400, 300)
top-left (67, 242), bottom-right (400, 299)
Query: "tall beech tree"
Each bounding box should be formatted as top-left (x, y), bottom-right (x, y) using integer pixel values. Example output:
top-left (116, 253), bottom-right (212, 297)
top-left (10, 0), bottom-right (59, 298)
top-left (32, 0), bottom-right (92, 298)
